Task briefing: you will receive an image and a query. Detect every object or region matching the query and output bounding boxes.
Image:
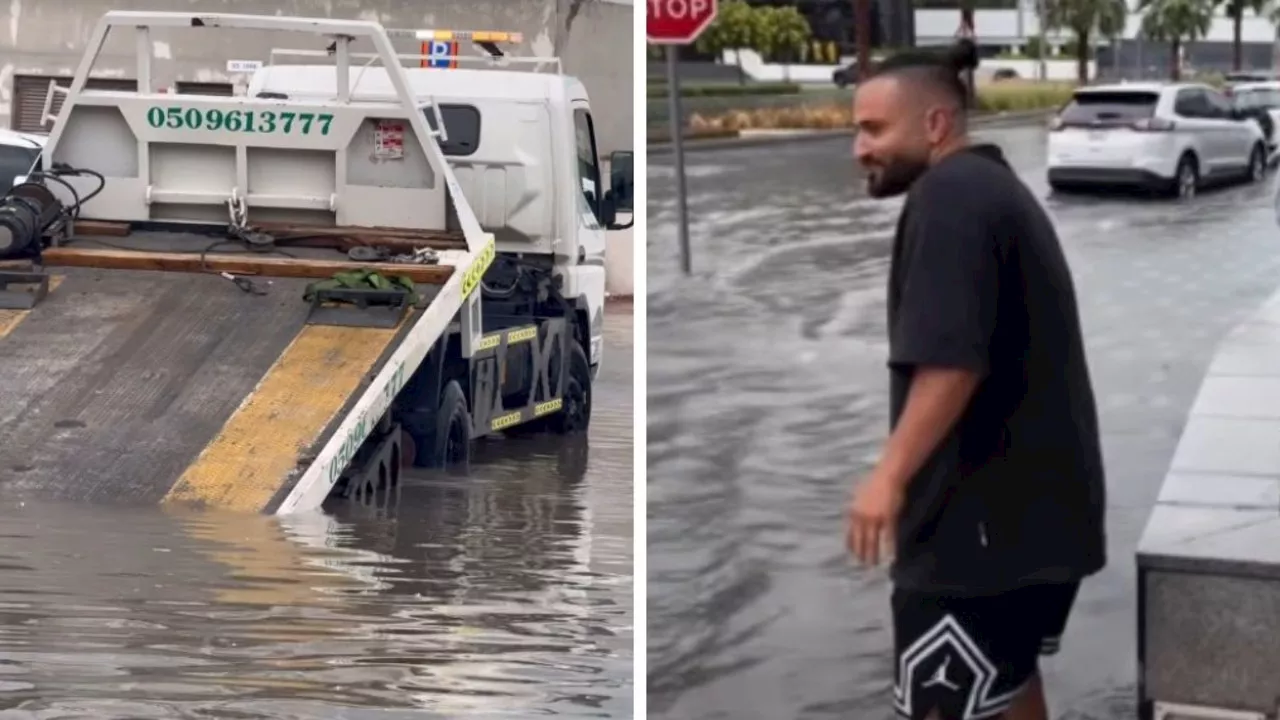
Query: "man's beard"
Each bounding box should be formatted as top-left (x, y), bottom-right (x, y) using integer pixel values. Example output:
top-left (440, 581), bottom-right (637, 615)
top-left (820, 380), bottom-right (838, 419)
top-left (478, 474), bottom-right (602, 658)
top-left (865, 155), bottom-right (929, 199)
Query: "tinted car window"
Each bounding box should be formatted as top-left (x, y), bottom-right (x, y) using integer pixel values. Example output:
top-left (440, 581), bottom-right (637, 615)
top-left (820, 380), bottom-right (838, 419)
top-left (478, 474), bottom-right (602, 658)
top-left (1175, 89), bottom-right (1211, 117)
top-left (1060, 91), bottom-right (1158, 126)
top-left (0, 144), bottom-right (39, 193)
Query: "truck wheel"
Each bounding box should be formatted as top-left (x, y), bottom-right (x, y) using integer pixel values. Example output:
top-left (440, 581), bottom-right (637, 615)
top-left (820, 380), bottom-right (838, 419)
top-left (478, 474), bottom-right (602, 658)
top-left (420, 380), bottom-right (471, 468)
top-left (545, 341), bottom-right (592, 435)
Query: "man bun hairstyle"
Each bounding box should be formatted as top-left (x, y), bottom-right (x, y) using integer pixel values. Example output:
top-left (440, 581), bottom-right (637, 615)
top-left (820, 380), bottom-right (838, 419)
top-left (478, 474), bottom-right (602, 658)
top-left (869, 39), bottom-right (980, 109)
top-left (946, 38), bottom-right (980, 75)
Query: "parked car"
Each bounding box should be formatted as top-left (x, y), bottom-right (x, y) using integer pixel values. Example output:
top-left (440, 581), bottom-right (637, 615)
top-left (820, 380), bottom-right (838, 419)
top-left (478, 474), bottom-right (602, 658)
top-left (0, 129), bottom-right (44, 193)
top-left (1225, 70), bottom-right (1280, 84)
top-left (1046, 82), bottom-right (1268, 199)
top-left (1226, 80), bottom-right (1280, 151)
top-left (832, 62), bottom-right (859, 87)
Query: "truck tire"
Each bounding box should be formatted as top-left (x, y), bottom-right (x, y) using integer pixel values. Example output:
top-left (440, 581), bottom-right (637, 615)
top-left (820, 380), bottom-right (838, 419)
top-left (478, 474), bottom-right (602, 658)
top-left (418, 379), bottom-right (471, 468)
top-left (544, 341), bottom-right (592, 435)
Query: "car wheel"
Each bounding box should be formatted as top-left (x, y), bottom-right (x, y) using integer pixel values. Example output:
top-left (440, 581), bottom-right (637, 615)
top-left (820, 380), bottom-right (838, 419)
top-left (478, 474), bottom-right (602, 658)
top-left (1249, 143), bottom-right (1267, 182)
top-left (1173, 155), bottom-right (1198, 200)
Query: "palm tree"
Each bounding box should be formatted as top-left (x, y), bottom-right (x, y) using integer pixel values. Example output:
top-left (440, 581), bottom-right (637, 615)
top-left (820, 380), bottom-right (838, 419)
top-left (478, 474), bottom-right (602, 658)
top-left (1042, 0), bottom-right (1129, 84)
top-left (1138, 0), bottom-right (1214, 80)
top-left (1220, 0), bottom-right (1268, 69)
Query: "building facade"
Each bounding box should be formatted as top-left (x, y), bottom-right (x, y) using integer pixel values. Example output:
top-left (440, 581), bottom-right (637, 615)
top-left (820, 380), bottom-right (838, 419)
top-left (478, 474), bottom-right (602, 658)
top-left (0, 0), bottom-right (633, 154)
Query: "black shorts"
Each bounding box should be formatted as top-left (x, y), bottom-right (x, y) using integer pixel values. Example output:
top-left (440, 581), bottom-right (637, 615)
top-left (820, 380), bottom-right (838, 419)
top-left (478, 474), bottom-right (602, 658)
top-left (891, 582), bottom-right (1080, 720)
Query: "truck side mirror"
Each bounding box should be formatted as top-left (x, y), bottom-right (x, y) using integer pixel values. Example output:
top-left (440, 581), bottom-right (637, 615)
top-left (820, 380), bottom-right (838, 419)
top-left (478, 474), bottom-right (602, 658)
top-left (608, 150), bottom-right (633, 213)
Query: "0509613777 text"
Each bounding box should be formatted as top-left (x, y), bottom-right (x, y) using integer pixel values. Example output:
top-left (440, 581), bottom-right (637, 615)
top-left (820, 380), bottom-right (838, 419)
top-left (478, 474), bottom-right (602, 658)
top-left (145, 106), bottom-right (335, 136)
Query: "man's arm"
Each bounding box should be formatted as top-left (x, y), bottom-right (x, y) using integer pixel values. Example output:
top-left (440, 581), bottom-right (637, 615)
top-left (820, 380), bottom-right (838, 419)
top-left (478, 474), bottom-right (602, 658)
top-left (848, 367), bottom-right (981, 565)
top-left (849, 171), bottom-right (1003, 565)
top-left (874, 367), bottom-right (980, 491)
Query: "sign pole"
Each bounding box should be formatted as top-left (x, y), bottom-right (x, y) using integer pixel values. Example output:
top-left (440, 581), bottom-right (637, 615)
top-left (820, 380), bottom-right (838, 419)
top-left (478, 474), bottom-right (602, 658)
top-left (649, 0), bottom-right (717, 276)
top-left (667, 46), bottom-right (692, 275)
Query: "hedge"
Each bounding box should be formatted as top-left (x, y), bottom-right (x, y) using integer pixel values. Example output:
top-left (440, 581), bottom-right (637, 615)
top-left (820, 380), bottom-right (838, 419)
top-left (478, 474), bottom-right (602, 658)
top-left (681, 81), bottom-right (1075, 132)
top-left (646, 82), bottom-right (803, 99)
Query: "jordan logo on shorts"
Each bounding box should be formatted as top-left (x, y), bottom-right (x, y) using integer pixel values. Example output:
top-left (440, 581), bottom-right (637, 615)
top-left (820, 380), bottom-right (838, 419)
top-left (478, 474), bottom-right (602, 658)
top-left (921, 656), bottom-right (960, 692)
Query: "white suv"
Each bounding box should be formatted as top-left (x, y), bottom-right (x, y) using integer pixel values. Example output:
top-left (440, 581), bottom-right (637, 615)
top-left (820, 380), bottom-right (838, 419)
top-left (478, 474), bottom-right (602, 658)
top-left (1047, 83), bottom-right (1268, 199)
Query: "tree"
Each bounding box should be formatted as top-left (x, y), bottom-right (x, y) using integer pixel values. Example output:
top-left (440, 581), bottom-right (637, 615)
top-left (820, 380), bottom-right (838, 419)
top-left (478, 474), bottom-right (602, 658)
top-left (1139, 0), bottom-right (1214, 80)
top-left (1219, 0), bottom-right (1267, 69)
top-left (1042, 0), bottom-right (1128, 84)
top-left (757, 6), bottom-right (812, 80)
top-left (694, 0), bottom-right (762, 84)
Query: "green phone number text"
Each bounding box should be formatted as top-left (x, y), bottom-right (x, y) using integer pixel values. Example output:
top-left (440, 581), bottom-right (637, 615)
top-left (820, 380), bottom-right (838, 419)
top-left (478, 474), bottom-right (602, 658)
top-left (146, 107), bottom-right (335, 136)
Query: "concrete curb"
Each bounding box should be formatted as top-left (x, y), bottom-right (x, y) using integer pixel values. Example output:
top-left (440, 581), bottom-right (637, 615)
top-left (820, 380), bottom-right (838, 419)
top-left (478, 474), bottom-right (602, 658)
top-left (1135, 284), bottom-right (1280, 710)
top-left (648, 109), bottom-right (1054, 156)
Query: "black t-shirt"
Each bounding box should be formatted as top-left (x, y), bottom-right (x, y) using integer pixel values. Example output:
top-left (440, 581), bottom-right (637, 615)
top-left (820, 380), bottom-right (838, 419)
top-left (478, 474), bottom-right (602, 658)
top-left (886, 144), bottom-right (1107, 597)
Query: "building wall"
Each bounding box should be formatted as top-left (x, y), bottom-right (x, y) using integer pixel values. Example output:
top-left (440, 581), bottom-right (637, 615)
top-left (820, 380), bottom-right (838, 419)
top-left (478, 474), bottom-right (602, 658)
top-left (916, 7), bottom-right (1280, 47)
top-left (0, 0), bottom-right (633, 154)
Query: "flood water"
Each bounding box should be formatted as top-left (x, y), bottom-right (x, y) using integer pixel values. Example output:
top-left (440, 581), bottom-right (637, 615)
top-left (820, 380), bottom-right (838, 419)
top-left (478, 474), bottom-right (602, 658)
top-left (0, 308), bottom-right (633, 719)
top-left (647, 127), bottom-right (1280, 719)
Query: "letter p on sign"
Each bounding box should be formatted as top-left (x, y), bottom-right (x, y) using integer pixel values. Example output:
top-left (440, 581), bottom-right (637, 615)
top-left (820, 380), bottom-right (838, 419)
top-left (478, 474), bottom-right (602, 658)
top-left (647, 0), bottom-right (717, 44)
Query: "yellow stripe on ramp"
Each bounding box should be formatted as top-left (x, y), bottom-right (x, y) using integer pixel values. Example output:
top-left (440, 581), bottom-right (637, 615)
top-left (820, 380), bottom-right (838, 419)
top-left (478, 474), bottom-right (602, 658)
top-left (0, 276), bottom-right (63, 338)
top-left (164, 321), bottom-right (401, 513)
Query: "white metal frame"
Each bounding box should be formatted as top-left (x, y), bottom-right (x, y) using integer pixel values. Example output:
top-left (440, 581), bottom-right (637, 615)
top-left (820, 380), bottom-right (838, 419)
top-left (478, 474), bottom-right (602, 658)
top-left (41, 11), bottom-right (493, 515)
top-left (265, 47), bottom-right (564, 81)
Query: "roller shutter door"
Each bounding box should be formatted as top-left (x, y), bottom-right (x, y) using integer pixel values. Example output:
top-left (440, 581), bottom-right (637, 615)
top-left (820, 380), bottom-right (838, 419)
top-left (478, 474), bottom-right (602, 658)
top-left (11, 75), bottom-right (138, 133)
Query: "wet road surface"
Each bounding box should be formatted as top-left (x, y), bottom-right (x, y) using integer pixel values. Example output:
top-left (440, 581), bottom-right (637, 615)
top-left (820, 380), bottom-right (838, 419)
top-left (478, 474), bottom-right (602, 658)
top-left (646, 127), bottom-right (1280, 719)
top-left (0, 308), bottom-right (632, 719)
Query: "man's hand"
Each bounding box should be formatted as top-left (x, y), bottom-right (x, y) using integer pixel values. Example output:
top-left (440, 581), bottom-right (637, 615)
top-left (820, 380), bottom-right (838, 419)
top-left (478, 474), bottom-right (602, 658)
top-left (847, 472), bottom-right (905, 566)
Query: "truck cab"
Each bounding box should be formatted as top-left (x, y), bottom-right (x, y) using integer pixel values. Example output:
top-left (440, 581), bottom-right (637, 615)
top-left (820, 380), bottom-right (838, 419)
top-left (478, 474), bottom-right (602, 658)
top-left (246, 39), bottom-right (634, 376)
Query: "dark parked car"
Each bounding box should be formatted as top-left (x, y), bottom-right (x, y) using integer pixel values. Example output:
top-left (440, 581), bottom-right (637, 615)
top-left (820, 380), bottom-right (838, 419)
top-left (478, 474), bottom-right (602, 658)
top-left (832, 62), bottom-right (859, 87)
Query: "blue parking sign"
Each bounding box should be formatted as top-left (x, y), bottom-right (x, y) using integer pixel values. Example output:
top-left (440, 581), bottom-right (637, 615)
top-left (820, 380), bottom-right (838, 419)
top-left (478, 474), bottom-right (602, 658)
top-left (424, 40), bottom-right (458, 69)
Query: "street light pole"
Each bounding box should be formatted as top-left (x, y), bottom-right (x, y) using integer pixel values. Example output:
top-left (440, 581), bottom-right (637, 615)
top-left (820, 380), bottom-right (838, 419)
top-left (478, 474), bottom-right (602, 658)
top-left (1036, 0), bottom-right (1048, 81)
top-left (855, 0), bottom-right (872, 81)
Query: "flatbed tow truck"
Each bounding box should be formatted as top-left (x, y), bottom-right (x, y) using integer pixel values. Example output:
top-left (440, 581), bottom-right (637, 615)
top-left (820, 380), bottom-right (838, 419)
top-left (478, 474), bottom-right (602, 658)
top-left (0, 11), bottom-right (633, 514)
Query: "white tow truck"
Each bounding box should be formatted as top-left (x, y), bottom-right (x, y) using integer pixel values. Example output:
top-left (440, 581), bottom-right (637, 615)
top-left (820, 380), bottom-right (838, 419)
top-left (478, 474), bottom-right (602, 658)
top-left (0, 11), bottom-right (633, 515)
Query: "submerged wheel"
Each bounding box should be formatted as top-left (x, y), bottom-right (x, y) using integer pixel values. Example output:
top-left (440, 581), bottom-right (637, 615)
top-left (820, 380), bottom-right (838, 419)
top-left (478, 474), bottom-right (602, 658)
top-left (544, 342), bottom-right (592, 435)
top-left (1172, 154), bottom-right (1198, 200)
top-left (1249, 143), bottom-right (1267, 183)
top-left (416, 379), bottom-right (471, 468)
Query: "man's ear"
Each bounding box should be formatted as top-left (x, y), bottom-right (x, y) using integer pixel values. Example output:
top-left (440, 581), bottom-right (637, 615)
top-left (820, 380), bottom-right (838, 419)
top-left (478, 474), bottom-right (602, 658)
top-left (923, 105), bottom-right (952, 144)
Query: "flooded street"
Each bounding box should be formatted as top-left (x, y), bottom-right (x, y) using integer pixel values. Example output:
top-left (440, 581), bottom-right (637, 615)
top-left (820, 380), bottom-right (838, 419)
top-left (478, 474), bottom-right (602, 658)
top-left (0, 309), bottom-right (632, 719)
top-left (647, 127), bottom-right (1280, 719)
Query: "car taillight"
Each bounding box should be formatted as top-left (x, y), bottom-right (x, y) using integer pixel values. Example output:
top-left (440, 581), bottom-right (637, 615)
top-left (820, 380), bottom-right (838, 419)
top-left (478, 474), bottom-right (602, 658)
top-left (1132, 117), bottom-right (1176, 132)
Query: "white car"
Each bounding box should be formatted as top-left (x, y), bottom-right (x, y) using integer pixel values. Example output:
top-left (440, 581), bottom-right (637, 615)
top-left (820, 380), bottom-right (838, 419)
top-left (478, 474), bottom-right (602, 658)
top-left (1047, 82), bottom-right (1269, 199)
top-left (0, 128), bottom-right (44, 192)
top-left (1226, 80), bottom-right (1280, 150)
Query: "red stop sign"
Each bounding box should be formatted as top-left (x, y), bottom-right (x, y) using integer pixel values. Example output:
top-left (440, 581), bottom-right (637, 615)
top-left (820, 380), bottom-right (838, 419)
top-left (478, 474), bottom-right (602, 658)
top-left (647, 0), bottom-right (717, 44)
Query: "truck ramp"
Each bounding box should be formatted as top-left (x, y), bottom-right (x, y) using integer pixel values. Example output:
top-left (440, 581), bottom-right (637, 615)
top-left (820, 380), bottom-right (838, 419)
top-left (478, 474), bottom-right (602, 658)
top-left (0, 261), bottom-right (411, 511)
